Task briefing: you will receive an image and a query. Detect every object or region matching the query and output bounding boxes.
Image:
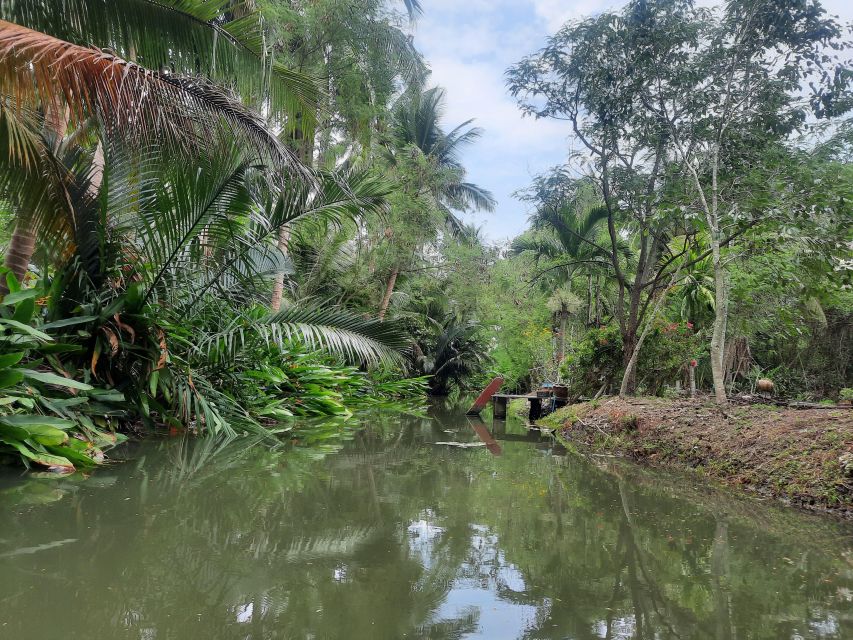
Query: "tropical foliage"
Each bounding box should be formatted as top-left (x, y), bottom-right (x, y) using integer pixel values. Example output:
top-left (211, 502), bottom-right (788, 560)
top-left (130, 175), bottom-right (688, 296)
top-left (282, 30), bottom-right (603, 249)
top-left (0, 0), bottom-right (492, 471)
top-left (505, 0), bottom-right (853, 403)
top-left (1, 0), bottom-right (851, 471)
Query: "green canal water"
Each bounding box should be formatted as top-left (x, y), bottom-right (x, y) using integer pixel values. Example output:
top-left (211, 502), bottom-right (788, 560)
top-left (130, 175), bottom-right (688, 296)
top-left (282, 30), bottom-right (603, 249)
top-left (1, 402), bottom-right (852, 639)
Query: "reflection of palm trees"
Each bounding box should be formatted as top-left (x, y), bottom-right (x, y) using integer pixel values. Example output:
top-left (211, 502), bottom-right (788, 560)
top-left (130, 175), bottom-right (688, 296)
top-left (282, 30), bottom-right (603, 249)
top-left (3, 417), bottom-right (853, 639)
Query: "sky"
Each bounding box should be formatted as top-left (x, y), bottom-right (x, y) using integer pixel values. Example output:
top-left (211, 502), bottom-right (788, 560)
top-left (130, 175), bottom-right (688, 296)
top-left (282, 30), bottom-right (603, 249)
top-left (408, 0), bottom-right (853, 243)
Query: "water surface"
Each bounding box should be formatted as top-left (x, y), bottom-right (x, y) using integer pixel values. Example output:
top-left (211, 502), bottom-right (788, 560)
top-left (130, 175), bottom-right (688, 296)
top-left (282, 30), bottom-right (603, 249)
top-left (2, 403), bottom-right (852, 639)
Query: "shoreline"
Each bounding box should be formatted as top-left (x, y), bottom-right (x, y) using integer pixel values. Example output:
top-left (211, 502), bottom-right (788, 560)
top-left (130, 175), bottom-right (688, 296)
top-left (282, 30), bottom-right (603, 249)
top-left (535, 396), bottom-right (853, 518)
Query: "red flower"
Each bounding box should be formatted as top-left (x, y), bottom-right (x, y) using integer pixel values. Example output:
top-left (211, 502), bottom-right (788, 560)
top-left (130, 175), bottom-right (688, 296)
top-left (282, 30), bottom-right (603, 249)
top-left (690, 359), bottom-right (698, 367)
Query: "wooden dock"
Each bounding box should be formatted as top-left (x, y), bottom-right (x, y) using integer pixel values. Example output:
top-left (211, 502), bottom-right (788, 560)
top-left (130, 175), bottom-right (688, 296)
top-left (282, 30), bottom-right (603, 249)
top-left (467, 379), bottom-right (569, 421)
top-left (493, 393), bottom-right (546, 419)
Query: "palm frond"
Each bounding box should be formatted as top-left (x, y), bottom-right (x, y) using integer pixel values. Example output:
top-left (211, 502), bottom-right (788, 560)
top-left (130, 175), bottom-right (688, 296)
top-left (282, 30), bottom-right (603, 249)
top-left (197, 303), bottom-right (410, 366)
top-left (0, 0), bottom-right (322, 132)
top-left (510, 233), bottom-right (563, 260)
top-left (186, 167), bottom-right (390, 304)
top-left (0, 21), bottom-right (305, 174)
top-left (401, 0), bottom-right (423, 20)
top-left (263, 304), bottom-right (409, 365)
top-left (446, 182), bottom-right (496, 213)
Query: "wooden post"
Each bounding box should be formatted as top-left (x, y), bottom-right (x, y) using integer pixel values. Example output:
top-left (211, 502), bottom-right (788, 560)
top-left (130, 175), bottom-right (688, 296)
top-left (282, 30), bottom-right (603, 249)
top-left (689, 360), bottom-right (697, 398)
top-left (529, 397), bottom-right (542, 421)
top-left (493, 396), bottom-right (508, 419)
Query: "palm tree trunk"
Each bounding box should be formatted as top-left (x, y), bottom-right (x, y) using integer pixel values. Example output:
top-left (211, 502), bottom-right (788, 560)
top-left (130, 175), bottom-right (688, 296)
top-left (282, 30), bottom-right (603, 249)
top-left (1, 101), bottom-right (68, 295)
top-left (1, 225), bottom-right (36, 292)
top-left (595, 275), bottom-right (602, 325)
top-left (556, 304), bottom-right (568, 363)
top-left (270, 226), bottom-right (290, 312)
top-left (586, 274), bottom-right (593, 326)
top-left (378, 268), bottom-right (398, 321)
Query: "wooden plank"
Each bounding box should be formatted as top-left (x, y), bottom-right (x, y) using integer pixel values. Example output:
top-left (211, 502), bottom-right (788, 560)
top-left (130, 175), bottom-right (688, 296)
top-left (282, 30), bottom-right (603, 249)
top-left (466, 376), bottom-right (505, 415)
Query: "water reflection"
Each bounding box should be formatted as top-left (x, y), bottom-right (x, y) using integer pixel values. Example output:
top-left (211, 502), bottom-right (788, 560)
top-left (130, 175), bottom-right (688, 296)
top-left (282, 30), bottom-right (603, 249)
top-left (0, 403), bottom-right (852, 639)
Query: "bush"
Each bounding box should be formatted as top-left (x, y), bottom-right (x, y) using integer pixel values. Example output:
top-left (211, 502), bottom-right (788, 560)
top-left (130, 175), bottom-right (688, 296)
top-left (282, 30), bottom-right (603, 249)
top-left (560, 321), bottom-right (703, 398)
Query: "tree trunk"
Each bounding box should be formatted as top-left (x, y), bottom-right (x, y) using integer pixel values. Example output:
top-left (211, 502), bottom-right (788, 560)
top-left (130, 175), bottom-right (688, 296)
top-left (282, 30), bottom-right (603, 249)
top-left (270, 102), bottom-right (310, 310)
top-left (620, 262), bottom-right (683, 397)
top-left (689, 362), bottom-right (697, 398)
top-left (594, 275), bottom-right (602, 325)
top-left (620, 332), bottom-right (638, 394)
top-left (556, 303), bottom-right (568, 363)
top-left (1, 101), bottom-right (68, 295)
top-left (1, 225), bottom-right (36, 292)
top-left (88, 141), bottom-right (105, 196)
top-left (586, 273), bottom-right (593, 326)
top-left (270, 226), bottom-right (290, 312)
top-left (710, 238), bottom-right (728, 404)
top-left (378, 268), bottom-right (398, 321)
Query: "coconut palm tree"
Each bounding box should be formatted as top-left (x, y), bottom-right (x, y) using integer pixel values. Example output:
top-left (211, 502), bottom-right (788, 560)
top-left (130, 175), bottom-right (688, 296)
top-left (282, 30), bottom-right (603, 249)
top-left (377, 86), bottom-right (497, 320)
top-left (0, 0), bottom-right (322, 288)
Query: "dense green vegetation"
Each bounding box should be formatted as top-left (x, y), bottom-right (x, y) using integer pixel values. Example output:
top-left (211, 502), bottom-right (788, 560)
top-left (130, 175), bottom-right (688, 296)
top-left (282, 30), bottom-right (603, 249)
top-left (0, 0), bottom-right (850, 472)
top-left (506, 0), bottom-right (853, 402)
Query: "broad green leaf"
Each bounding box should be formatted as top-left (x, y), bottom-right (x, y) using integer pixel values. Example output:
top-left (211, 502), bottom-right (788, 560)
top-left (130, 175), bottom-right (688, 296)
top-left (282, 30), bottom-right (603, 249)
top-left (12, 298), bottom-right (36, 324)
top-left (0, 369), bottom-right (25, 389)
top-left (0, 414), bottom-right (76, 430)
top-left (47, 442), bottom-right (100, 467)
top-left (0, 319), bottom-right (52, 341)
top-left (0, 289), bottom-right (38, 306)
top-left (0, 352), bottom-right (25, 369)
top-left (3, 440), bottom-right (75, 473)
top-left (18, 370), bottom-right (93, 391)
top-left (21, 424), bottom-right (68, 446)
top-left (41, 316), bottom-right (99, 330)
top-left (4, 271), bottom-right (20, 294)
top-left (39, 343), bottom-right (85, 354)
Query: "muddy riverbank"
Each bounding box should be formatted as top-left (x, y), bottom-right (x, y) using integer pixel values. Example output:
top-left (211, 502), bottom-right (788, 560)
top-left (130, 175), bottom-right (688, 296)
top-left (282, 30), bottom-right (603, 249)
top-left (538, 396), bottom-right (853, 517)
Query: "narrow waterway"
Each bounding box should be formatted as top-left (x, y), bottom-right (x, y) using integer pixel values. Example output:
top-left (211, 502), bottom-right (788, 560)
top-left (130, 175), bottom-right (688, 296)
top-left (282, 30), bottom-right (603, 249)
top-left (1, 402), bottom-right (852, 639)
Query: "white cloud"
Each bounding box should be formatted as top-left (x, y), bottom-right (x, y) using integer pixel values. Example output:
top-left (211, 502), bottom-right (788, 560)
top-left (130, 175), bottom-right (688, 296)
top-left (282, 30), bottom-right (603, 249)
top-left (409, 0), bottom-right (853, 240)
top-left (531, 0), bottom-right (618, 31)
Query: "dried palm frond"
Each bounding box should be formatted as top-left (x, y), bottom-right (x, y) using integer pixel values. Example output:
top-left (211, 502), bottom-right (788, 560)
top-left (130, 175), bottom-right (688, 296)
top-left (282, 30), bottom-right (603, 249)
top-left (0, 20), bottom-right (307, 177)
top-left (0, 0), bottom-right (322, 133)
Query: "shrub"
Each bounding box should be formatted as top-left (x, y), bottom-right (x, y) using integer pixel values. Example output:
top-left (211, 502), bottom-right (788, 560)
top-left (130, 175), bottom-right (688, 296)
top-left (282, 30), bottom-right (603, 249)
top-left (560, 321), bottom-right (703, 398)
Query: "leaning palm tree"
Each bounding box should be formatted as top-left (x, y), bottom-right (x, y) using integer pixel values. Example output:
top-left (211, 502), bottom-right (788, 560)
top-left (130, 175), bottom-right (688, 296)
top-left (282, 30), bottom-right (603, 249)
top-left (377, 86), bottom-right (497, 320)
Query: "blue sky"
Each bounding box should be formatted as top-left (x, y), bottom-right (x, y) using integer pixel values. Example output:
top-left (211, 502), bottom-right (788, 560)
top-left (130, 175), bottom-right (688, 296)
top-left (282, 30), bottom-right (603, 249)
top-left (409, 0), bottom-right (853, 243)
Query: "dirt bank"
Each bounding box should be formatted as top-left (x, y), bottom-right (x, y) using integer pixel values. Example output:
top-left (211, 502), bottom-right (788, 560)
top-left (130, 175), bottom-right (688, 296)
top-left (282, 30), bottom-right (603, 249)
top-left (540, 396), bottom-right (853, 517)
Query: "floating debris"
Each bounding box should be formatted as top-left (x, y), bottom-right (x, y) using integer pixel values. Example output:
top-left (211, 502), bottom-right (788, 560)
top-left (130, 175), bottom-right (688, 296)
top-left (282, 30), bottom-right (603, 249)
top-left (432, 441), bottom-right (487, 448)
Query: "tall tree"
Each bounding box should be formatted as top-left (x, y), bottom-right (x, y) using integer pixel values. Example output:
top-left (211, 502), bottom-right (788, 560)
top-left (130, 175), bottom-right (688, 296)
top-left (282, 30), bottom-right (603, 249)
top-left (259, 0), bottom-right (426, 309)
top-left (378, 86), bottom-right (496, 320)
top-left (507, 0), bottom-right (852, 401)
top-left (634, 0), bottom-right (851, 403)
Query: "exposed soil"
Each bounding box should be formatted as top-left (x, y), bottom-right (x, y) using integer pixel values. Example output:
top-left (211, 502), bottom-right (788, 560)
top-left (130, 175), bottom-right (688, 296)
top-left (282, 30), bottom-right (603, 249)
top-left (541, 396), bottom-right (853, 517)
